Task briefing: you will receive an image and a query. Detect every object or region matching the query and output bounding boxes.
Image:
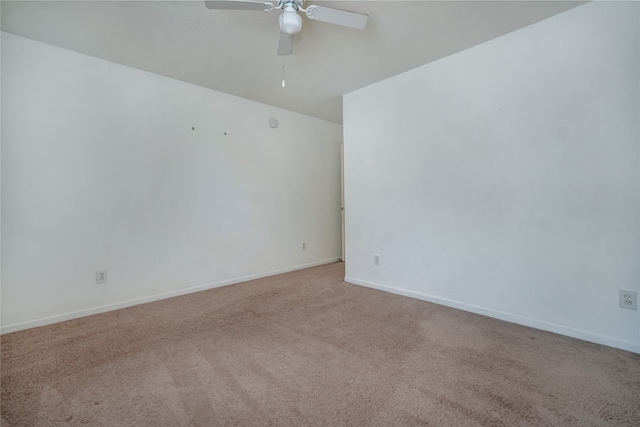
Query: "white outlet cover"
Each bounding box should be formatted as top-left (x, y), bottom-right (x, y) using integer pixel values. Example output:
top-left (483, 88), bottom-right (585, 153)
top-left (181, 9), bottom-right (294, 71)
top-left (96, 270), bottom-right (108, 284)
top-left (619, 290), bottom-right (637, 310)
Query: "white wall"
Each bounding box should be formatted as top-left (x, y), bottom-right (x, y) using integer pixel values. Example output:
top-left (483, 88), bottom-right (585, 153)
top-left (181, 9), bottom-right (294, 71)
top-left (344, 2), bottom-right (639, 353)
top-left (1, 32), bottom-right (343, 332)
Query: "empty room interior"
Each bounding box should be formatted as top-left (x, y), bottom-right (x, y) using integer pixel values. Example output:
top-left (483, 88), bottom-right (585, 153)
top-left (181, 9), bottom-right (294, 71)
top-left (1, 1), bottom-right (639, 425)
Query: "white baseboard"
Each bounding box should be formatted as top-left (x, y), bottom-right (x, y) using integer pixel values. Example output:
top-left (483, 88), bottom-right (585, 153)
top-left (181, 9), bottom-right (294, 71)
top-left (344, 276), bottom-right (640, 354)
top-left (0, 259), bottom-right (339, 335)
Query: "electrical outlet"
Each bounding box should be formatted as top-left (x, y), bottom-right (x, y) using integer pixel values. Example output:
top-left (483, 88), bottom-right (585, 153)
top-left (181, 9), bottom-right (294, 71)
top-left (96, 270), bottom-right (108, 284)
top-left (619, 290), bottom-right (637, 310)
top-left (374, 254), bottom-right (381, 266)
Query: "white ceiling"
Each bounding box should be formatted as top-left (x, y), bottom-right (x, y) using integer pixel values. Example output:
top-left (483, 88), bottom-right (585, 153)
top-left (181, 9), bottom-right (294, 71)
top-left (1, 0), bottom-right (584, 124)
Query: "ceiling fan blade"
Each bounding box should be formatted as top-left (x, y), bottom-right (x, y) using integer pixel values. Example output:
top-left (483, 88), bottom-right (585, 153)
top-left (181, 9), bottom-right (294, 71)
top-left (277, 31), bottom-right (294, 56)
top-left (305, 5), bottom-right (368, 30)
top-left (204, 1), bottom-right (274, 11)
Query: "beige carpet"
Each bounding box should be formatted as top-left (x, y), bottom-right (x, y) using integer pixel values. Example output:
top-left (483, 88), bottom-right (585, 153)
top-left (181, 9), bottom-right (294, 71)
top-left (2, 262), bottom-right (639, 426)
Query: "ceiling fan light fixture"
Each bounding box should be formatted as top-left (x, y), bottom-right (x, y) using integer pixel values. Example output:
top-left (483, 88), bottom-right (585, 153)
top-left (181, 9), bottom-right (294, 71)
top-left (279, 10), bottom-right (302, 34)
top-left (205, 0), bottom-right (369, 56)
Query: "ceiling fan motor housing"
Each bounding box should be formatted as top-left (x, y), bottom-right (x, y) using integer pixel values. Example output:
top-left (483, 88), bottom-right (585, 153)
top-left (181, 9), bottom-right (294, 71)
top-left (280, 0), bottom-right (305, 9)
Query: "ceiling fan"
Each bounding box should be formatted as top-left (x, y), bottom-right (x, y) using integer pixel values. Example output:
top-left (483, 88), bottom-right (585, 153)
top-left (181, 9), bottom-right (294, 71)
top-left (204, 1), bottom-right (368, 55)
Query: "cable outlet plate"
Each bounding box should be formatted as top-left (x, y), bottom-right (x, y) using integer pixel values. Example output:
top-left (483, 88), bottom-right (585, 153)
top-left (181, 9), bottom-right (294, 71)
top-left (619, 290), bottom-right (637, 310)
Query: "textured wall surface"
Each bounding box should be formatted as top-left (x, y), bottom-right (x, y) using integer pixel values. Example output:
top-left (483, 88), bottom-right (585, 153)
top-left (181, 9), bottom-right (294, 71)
top-left (1, 32), bottom-right (343, 331)
top-left (344, 2), bottom-right (639, 352)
